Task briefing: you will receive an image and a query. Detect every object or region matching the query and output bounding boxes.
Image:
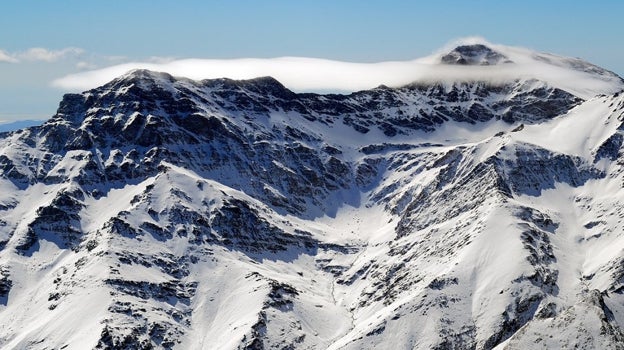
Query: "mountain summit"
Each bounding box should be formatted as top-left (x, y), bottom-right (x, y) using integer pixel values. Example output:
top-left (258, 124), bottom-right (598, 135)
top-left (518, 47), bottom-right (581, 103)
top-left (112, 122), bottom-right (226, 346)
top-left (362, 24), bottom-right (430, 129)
top-left (440, 44), bottom-right (512, 65)
top-left (1, 43), bottom-right (624, 349)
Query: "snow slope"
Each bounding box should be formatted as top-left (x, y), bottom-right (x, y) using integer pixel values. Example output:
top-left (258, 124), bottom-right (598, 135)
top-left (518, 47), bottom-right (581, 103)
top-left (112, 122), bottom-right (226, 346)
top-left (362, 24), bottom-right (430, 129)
top-left (0, 42), bottom-right (623, 349)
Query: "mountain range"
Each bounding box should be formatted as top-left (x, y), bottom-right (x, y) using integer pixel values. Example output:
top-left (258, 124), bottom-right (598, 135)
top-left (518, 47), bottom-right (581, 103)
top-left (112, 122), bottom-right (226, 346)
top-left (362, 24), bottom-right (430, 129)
top-left (1, 40), bottom-right (624, 349)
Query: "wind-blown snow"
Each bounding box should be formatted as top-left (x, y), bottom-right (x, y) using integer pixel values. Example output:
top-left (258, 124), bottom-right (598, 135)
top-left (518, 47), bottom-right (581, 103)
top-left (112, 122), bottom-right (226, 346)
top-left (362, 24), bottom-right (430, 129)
top-left (52, 37), bottom-right (623, 99)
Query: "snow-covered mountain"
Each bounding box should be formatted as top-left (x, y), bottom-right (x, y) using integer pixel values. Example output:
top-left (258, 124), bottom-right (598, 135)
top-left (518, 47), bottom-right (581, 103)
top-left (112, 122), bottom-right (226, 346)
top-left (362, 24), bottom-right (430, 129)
top-left (1, 41), bottom-right (624, 349)
top-left (0, 120), bottom-right (43, 133)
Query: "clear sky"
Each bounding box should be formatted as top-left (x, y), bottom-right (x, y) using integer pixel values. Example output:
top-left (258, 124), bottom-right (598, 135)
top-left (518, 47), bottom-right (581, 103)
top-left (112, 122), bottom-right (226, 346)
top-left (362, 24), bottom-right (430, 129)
top-left (1, 0), bottom-right (623, 122)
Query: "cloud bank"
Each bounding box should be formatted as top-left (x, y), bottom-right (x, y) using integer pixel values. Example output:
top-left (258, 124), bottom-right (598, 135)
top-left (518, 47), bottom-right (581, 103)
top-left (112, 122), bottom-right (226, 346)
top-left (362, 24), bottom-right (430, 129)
top-left (18, 47), bottom-right (84, 62)
top-left (0, 47), bottom-right (84, 63)
top-left (51, 39), bottom-right (624, 99)
top-left (0, 50), bottom-right (19, 63)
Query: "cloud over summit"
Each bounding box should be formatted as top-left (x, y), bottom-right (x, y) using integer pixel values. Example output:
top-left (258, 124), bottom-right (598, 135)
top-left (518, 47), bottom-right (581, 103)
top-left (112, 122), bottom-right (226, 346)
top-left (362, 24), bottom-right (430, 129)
top-left (51, 39), bottom-right (624, 99)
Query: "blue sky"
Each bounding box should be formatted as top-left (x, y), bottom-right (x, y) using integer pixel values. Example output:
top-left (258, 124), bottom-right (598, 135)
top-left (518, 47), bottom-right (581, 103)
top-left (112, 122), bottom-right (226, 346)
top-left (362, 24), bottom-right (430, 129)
top-left (1, 0), bottom-right (623, 122)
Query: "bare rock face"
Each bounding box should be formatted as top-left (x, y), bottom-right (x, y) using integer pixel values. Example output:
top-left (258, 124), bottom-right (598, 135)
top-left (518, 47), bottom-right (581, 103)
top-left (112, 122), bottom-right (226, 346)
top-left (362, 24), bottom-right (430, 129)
top-left (0, 49), bottom-right (624, 350)
top-left (441, 44), bottom-right (512, 65)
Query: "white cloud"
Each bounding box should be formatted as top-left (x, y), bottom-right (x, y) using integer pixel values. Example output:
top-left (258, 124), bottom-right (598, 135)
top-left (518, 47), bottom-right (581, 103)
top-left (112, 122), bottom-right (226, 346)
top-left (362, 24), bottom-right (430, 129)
top-left (146, 56), bottom-right (177, 64)
top-left (76, 61), bottom-right (98, 70)
top-left (0, 50), bottom-right (18, 63)
top-left (17, 47), bottom-right (84, 62)
top-left (51, 39), bottom-right (624, 99)
top-left (0, 47), bottom-right (86, 63)
top-left (104, 55), bottom-right (129, 62)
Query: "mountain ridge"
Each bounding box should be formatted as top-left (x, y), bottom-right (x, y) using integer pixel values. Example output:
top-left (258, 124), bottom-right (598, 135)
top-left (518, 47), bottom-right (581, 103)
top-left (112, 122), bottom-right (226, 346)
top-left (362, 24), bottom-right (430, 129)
top-left (52, 38), bottom-right (624, 97)
top-left (1, 44), bottom-right (624, 349)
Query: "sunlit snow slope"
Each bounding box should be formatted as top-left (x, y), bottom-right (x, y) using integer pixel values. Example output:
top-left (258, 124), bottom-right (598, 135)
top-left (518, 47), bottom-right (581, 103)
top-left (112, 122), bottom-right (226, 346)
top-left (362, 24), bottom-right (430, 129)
top-left (0, 42), bottom-right (624, 349)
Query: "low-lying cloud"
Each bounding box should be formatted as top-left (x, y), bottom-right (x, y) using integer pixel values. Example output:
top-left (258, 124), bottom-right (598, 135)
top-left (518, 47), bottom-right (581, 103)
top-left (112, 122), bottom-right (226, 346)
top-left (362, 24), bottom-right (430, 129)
top-left (51, 39), bottom-right (624, 99)
top-left (53, 57), bottom-right (433, 92)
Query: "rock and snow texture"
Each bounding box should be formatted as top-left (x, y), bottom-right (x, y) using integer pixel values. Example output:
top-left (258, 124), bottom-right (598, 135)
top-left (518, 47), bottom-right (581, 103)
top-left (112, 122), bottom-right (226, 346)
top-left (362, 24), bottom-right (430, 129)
top-left (440, 44), bottom-right (513, 66)
top-left (0, 42), bottom-right (624, 349)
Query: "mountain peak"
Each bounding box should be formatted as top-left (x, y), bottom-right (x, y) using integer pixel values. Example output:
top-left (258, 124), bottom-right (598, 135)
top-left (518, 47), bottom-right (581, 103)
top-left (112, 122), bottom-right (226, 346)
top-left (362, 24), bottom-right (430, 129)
top-left (3, 40), bottom-right (624, 349)
top-left (440, 44), bottom-right (512, 65)
top-left (101, 69), bottom-right (178, 93)
top-left (122, 68), bottom-right (174, 81)
top-left (224, 76), bottom-right (288, 91)
top-left (202, 75), bottom-right (297, 99)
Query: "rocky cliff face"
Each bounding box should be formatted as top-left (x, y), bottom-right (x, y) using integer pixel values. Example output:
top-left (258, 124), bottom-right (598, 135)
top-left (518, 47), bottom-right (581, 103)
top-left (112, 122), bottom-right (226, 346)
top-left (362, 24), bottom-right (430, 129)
top-left (0, 45), bottom-right (624, 349)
